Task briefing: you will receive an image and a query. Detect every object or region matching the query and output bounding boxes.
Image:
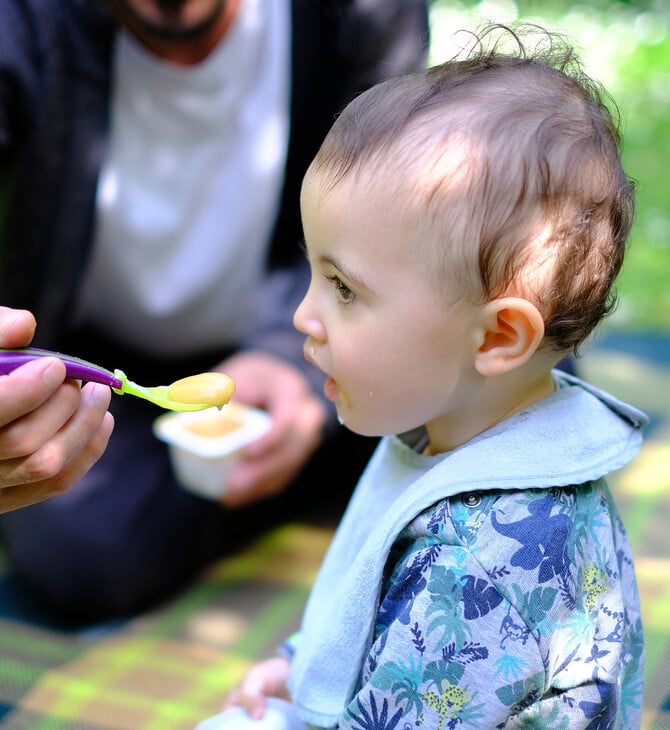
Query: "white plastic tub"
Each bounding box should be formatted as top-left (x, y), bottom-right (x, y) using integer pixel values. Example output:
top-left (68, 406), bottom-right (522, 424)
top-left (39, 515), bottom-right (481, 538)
top-left (153, 401), bottom-right (271, 499)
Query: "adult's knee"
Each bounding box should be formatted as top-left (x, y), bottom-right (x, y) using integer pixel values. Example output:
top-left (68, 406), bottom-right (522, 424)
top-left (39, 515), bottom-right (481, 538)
top-left (0, 500), bottom-right (185, 623)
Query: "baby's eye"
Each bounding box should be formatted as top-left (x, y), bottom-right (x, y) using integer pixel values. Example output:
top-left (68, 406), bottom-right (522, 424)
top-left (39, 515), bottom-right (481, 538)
top-left (326, 275), bottom-right (355, 304)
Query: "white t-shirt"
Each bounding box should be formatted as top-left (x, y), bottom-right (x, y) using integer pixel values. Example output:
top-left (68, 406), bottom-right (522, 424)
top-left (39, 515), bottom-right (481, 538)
top-left (75, 0), bottom-right (291, 354)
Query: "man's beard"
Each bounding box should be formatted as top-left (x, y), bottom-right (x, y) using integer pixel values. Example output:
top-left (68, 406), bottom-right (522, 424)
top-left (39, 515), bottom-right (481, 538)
top-left (111, 0), bottom-right (226, 42)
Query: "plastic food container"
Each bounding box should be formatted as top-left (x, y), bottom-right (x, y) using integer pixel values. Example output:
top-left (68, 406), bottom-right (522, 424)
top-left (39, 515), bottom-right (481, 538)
top-left (153, 402), bottom-right (271, 499)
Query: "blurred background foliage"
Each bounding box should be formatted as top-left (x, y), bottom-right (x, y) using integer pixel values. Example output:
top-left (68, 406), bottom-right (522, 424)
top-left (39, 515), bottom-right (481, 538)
top-left (428, 0), bottom-right (670, 333)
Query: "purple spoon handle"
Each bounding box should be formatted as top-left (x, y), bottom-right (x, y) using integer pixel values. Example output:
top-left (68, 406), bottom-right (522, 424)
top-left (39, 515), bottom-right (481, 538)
top-left (0, 348), bottom-right (123, 389)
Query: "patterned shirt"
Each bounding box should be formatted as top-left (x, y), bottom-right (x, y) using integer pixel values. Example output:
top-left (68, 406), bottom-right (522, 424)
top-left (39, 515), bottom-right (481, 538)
top-left (342, 482), bottom-right (643, 729)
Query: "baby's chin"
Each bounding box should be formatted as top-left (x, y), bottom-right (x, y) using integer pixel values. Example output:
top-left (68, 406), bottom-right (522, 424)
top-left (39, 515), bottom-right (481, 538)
top-left (335, 410), bottom-right (370, 436)
top-left (335, 409), bottom-right (396, 439)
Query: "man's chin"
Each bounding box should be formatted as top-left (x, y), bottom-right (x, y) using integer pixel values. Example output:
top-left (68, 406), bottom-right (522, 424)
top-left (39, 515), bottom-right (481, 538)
top-left (110, 0), bottom-right (225, 42)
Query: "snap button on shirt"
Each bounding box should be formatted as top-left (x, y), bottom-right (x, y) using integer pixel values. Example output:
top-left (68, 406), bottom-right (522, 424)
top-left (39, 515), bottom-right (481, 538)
top-left (462, 493), bottom-right (482, 508)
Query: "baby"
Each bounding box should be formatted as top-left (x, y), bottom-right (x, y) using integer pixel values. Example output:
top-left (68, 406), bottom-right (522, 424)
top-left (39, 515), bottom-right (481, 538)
top-left (214, 22), bottom-right (647, 730)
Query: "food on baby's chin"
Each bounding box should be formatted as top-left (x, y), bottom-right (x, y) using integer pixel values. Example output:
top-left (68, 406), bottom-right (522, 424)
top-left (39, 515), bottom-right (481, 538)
top-left (168, 372), bottom-right (235, 407)
top-left (183, 411), bottom-right (244, 438)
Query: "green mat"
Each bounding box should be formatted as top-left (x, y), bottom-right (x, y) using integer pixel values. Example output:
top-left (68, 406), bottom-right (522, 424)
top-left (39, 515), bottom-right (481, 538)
top-left (0, 332), bottom-right (668, 729)
top-left (0, 524), bottom-right (332, 729)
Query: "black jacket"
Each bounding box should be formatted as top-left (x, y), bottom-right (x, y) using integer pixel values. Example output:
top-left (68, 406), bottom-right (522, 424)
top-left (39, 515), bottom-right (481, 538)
top-left (0, 0), bottom-right (429, 387)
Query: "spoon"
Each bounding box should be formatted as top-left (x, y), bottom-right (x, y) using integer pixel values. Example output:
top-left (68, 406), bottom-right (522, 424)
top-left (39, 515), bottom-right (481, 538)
top-left (0, 347), bottom-right (235, 412)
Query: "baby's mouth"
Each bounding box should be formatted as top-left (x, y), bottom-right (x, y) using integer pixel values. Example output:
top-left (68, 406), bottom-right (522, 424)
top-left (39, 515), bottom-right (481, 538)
top-left (302, 344), bottom-right (349, 405)
top-left (303, 344), bottom-right (323, 372)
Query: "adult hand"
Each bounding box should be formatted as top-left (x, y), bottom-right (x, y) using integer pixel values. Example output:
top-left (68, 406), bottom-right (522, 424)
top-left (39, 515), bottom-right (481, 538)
top-left (215, 350), bottom-right (326, 508)
top-left (224, 656), bottom-right (291, 720)
top-left (0, 307), bottom-right (114, 513)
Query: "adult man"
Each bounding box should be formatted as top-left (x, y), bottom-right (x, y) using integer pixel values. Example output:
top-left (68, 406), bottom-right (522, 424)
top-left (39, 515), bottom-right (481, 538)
top-left (0, 0), bottom-right (429, 621)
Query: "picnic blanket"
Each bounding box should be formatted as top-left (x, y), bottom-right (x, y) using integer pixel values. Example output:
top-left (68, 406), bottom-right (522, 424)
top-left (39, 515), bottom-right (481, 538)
top-left (0, 331), bottom-right (668, 730)
top-left (0, 523), bottom-right (333, 729)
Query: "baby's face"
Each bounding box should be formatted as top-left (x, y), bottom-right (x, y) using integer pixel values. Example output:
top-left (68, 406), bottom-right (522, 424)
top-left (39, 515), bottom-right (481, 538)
top-left (294, 167), bottom-right (482, 440)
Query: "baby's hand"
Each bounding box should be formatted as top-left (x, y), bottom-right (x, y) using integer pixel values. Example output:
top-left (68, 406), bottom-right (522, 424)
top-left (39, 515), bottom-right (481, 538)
top-left (225, 657), bottom-right (291, 720)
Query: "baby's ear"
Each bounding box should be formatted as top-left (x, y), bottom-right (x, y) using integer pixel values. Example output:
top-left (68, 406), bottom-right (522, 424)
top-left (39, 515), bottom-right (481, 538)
top-left (474, 298), bottom-right (545, 376)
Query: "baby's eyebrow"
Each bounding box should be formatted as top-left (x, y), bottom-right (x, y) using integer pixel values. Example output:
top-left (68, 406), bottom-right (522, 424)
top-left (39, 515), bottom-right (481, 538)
top-left (319, 253), bottom-right (368, 292)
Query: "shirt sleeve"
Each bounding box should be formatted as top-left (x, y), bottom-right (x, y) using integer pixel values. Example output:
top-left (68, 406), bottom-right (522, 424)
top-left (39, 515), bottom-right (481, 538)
top-left (337, 535), bottom-right (545, 729)
top-left (338, 0), bottom-right (430, 93)
top-left (0, 1), bottom-right (38, 162)
top-left (279, 631), bottom-right (301, 661)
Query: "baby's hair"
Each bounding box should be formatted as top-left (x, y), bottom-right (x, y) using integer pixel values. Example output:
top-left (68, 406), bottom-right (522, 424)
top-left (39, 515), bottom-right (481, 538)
top-left (311, 23), bottom-right (635, 354)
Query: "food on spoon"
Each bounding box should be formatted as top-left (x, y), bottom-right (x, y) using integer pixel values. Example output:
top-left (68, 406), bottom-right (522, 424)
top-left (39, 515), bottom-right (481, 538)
top-left (168, 372), bottom-right (235, 407)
